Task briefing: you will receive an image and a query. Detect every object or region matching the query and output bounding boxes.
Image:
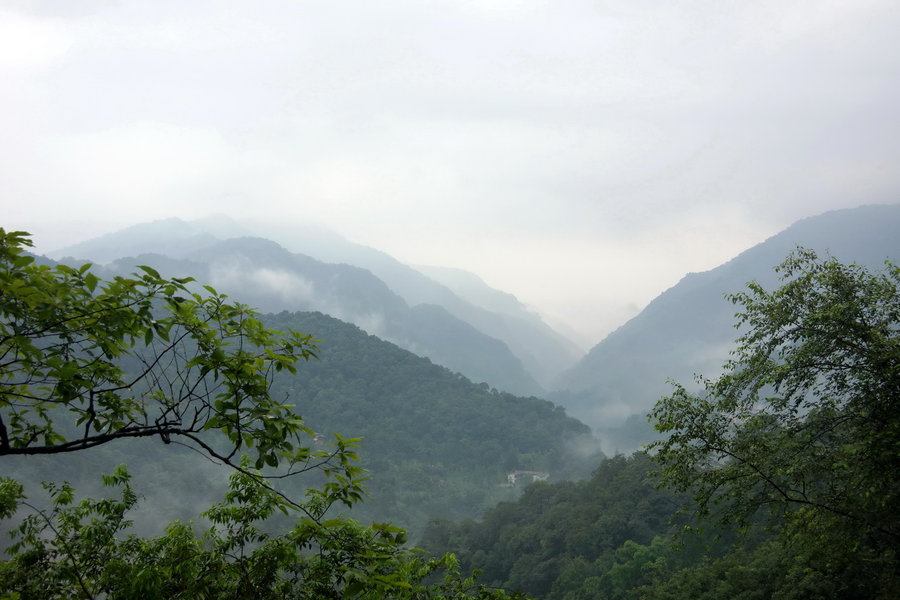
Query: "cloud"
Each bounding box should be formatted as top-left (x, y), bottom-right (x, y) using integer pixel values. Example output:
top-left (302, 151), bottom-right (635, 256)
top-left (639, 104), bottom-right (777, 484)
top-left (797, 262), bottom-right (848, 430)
top-left (342, 312), bottom-right (388, 339)
top-left (208, 261), bottom-right (317, 306)
top-left (0, 9), bottom-right (71, 69)
top-left (248, 268), bottom-right (317, 305)
top-left (45, 123), bottom-right (244, 208)
top-left (4, 0), bottom-right (900, 345)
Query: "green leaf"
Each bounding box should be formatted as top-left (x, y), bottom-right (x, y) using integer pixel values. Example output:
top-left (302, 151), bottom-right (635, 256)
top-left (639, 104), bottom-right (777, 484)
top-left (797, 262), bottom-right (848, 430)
top-left (136, 265), bottom-right (161, 279)
top-left (84, 271), bottom-right (99, 293)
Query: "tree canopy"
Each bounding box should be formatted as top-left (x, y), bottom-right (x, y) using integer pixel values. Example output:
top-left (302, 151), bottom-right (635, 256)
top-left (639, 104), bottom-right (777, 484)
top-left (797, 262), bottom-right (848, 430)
top-left (0, 228), bottom-right (318, 473)
top-left (650, 249), bottom-right (900, 595)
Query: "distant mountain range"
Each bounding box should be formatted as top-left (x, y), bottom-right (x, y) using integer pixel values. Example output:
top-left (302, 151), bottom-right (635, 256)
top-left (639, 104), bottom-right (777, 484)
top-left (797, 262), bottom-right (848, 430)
top-left (46, 204), bottom-right (900, 451)
top-left (49, 217), bottom-right (580, 396)
top-left (550, 204), bottom-right (900, 445)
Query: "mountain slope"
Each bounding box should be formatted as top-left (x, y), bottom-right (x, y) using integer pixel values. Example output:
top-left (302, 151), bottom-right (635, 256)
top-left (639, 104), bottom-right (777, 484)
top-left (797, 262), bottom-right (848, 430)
top-left (267, 310), bottom-right (596, 534)
top-left (47, 216), bottom-right (247, 263)
top-left (552, 204), bottom-right (900, 433)
top-left (417, 264), bottom-right (585, 380)
top-left (50, 217), bottom-right (577, 391)
top-left (97, 236), bottom-right (542, 396)
top-left (264, 225), bottom-right (583, 386)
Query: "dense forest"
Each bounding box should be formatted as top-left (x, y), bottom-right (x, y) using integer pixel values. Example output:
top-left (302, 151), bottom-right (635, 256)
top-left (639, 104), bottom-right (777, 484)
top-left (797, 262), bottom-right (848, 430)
top-left (2, 231), bottom-right (598, 540)
top-left (1, 229), bottom-right (533, 598)
top-left (419, 453), bottom-right (755, 599)
top-left (263, 310), bottom-right (598, 533)
top-left (3, 309), bottom-right (597, 541)
top-left (419, 451), bottom-right (893, 599)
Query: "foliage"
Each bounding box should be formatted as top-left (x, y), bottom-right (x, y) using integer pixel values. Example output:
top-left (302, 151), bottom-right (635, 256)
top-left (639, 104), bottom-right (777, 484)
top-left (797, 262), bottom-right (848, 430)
top-left (0, 228), bottom-right (319, 474)
top-left (3, 306), bottom-right (597, 541)
top-left (419, 453), bottom-right (694, 599)
top-left (0, 466), bottom-right (525, 599)
top-left (3, 226), bottom-right (596, 552)
top-left (650, 249), bottom-right (900, 596)
top-left (264, 310), bottom-right (591, 468)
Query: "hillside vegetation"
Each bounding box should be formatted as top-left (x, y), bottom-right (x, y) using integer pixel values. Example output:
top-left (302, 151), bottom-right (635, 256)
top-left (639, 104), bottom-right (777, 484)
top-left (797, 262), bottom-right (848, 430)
top-left (553, 204), bottom-right (900, 447)
top-left (4, 305), bottom-right (597, 539)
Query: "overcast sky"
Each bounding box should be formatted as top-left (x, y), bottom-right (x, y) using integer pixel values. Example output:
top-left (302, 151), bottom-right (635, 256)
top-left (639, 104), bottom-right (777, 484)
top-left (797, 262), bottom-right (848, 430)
top-left (3, 0), bottom-right (900, 347)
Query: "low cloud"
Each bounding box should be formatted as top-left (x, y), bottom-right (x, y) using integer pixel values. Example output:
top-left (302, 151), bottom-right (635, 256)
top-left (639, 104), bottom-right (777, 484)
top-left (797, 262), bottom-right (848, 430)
top-left (208, 260), bottom-right (317, 309)
top-left (5, 1), bottom-right (900, 344)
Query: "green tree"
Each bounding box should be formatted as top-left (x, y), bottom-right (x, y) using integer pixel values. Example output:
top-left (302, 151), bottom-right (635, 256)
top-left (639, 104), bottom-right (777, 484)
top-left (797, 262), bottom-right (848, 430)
top-left (0, 228), bottom-right (320, 474)
top-left (0, 465), bottom-right (523, 599)
top-left (650, 249), bottom-right (900, 596)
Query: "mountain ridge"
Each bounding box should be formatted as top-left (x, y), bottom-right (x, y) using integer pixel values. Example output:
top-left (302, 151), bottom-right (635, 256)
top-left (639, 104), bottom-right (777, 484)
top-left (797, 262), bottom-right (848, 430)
top-left (50, 216), bottom-right (582, 388)
top-left (552, 203), bottom-right (900, 438)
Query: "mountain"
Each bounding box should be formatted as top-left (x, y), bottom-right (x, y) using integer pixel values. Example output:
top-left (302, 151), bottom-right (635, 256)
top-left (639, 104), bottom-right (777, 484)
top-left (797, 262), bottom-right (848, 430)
top-left (418, 453), bottom-right (698, 599)
top-left (416, 264), bottom-right (586, 380)
top-left (47, 217), bottom-right (248, 264)
top-left (261, 224), bottom-right (583, 387)
top-left (266, 312), bottom-right (597, 530)
top-left (50, 217), bottom-right (581, 391)
top-left (552, 204), bottom-right (900, 438)
top-left (88, 236), bottom-right (541, 396)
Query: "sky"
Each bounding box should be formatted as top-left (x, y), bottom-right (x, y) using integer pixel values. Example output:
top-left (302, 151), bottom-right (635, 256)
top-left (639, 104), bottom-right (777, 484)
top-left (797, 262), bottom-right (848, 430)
top-left (3, 0), bottom-right (900, 348)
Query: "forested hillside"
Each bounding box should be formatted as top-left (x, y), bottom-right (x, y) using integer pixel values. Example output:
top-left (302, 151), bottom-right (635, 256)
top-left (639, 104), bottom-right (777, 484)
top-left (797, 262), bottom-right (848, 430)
top-left (3, 303), bottom-right (597, 539)
top-left (553, 204), bottom-right (900, 446)
top-left (421, 450), bottom-right (896, 600)
top-left (420, 453), bottom-right (687, 598)
top-left (0, 229), bottom-right (532, 599)
top-left (419, 453), bottom-right (758, 599)
top-left (263, 311), bottom-right (598, 533)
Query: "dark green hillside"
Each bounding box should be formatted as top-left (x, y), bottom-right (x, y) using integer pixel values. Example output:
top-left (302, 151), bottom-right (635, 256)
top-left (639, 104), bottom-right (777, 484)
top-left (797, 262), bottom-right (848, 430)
top-left (418, 453), bottom-right (719, 600)
top-left (420, 452), bottom-right (869, 600)
top-left (263, 311), bottom-right (597, 533)
top-left (3, 305), bottom-right (596, 539)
